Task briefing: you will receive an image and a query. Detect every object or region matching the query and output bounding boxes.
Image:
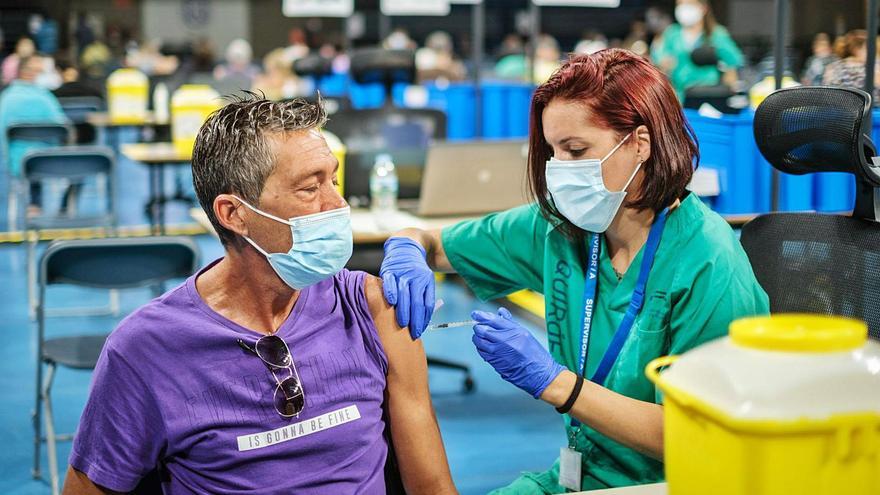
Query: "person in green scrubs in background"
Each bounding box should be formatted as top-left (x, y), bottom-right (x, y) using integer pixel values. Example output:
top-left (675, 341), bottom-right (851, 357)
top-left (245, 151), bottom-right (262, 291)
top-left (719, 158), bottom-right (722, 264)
top-left (378, 48), bottom-right (769, 493)
top-left (651, 0), bottom-right (744, 100)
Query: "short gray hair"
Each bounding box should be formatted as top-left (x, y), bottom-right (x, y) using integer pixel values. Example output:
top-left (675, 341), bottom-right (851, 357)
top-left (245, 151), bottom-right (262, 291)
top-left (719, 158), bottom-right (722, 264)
top-left (191, 93), bottom-right (328, 247)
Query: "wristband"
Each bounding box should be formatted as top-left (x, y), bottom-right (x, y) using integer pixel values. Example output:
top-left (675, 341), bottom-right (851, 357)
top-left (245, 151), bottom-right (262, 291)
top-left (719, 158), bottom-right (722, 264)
top-left (555, 374), bottom-right (584, 414)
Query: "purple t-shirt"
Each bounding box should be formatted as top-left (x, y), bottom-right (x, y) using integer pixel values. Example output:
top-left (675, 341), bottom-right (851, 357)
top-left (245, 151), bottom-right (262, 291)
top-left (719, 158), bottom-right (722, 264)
top-left (70, 262), bottom-right (390, 494)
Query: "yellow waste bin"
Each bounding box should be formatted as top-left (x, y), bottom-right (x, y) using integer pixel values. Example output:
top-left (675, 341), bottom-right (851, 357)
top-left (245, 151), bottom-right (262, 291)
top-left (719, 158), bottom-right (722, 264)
top-left (749, 75), bottom-right (799, 110)
top-left (647, 314), bottom-right (880, 495)
top-left (322, 129), bottom-right (346, 197)
top-left (171, 85), bottom-right (221, 157)
top-left (106, 68), bottom-right (149, 124)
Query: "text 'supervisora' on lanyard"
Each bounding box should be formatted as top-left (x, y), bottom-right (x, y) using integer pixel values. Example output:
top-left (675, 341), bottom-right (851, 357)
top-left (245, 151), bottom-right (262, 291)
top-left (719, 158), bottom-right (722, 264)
top-left (571, 208), bottom-right (668, 430)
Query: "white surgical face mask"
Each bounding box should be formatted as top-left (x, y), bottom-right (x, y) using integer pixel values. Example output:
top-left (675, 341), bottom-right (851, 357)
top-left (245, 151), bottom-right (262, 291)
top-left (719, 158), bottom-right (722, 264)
top-left (545, 133), bottom-right (642, 233)
top-left (235, 196), bottom-right (353, 290)
top-left (675, 4), bottom-right (704, 28)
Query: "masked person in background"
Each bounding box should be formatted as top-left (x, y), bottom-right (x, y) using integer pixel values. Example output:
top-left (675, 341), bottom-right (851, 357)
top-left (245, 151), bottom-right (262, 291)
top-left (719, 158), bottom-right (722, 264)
top-left (651, 0), bottom-right (744, 99)
top-left (379, 49), bottom-right (768, 493)
top-left (63, 96), bottom-right (457, 495)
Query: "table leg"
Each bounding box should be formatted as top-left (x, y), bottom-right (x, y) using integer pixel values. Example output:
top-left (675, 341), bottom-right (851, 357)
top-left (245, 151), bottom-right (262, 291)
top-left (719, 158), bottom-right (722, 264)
top-left (149, 166), bottom-right (160, 235)
top-left (158, 163), bottom-right (166, 235)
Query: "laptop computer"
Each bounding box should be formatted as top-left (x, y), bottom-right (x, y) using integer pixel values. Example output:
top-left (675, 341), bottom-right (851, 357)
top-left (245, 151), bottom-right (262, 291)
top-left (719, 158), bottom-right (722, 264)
top-left (416, 140), bottom-right (531, 217)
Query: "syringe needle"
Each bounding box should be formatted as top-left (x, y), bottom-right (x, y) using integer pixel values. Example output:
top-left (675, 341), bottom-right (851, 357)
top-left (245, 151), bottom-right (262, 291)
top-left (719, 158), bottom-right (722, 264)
top-left (426, 319), bottom-right (477, 330)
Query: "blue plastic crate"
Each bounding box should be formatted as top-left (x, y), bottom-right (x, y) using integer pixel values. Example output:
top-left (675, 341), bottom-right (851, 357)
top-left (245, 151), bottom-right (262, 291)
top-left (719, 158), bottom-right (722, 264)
top-left (685, 109), bottom-right (771, 214)
top-left (444, 83), bottom-right (477, 140)
top-left (317, 74), bottom-right (349, 97)
top-left (349, 82), bottom-right (386, 109)
top-left (481, 83), bottom-right (508, 138)
top-left (814, 172), bottom-right (855, 212)
top-left (779, 173), bottom-right (814, 211)
top-left (506, 83), bottom-right (534, 138)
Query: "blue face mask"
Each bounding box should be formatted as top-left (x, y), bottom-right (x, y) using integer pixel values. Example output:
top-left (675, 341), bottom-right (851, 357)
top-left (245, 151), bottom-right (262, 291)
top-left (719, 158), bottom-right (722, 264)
top-left (234, 197), bottom-right (353, 290)
top-left (545, 133), bottom-right (641, 233)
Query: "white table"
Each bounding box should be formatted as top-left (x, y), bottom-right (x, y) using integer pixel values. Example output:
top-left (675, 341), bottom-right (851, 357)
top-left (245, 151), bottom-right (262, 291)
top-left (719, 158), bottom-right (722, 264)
top-left (191, 207), bottom-right (473, 243)
top-left (578, 482), bottom-right (667, 494)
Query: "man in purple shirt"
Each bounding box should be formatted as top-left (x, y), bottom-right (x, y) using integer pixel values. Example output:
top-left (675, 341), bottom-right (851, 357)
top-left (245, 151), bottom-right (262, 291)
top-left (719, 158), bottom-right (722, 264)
top-left (63, 95), bottom-right (457, 494)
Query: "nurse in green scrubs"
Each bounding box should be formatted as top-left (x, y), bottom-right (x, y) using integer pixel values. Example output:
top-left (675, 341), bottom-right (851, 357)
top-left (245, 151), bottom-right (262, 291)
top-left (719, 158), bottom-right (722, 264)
top-left (651, 0), bottom-right (744, 100)
top-left (379, 48), bottom-right (769, 493)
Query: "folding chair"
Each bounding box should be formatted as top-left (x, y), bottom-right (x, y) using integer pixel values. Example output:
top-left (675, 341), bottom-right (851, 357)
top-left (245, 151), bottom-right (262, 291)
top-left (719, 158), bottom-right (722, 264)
top-left (33, 236), bottom-right (200, 495)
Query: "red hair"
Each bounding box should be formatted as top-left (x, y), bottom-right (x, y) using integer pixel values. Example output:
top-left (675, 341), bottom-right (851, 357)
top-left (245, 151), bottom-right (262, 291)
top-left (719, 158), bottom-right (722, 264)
top-left (528, 48), bottom-right (699, 238)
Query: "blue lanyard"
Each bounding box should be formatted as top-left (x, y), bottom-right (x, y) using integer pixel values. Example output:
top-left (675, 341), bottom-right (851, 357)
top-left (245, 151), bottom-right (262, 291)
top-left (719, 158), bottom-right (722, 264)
top-left (572, 209), bottom-right (668, 427)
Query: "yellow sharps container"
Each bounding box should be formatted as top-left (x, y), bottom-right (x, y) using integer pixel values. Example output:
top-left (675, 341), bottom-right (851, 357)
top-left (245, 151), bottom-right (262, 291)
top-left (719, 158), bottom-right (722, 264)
top-left (647, 315), bottom-right (880, 495)
top-left (321, 129), bottom-right (346, 196)
top-left (106, 68), bottom-right (149, 124)
top-left (171, 85), bottom-right (221, 157)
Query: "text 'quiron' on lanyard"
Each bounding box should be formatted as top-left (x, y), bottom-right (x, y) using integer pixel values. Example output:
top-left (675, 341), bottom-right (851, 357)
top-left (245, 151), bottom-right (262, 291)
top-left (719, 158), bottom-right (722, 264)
top-left (572, 208), bottom-right (668, 428)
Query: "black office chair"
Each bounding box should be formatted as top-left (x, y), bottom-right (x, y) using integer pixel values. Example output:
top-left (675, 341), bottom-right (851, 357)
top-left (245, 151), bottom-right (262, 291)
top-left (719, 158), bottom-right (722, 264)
top-left (33, 237), bottom-right (200, 495)
top-left (292, 54), bottom-right (352, 115)
top-left (742, 86), bottom-right (880, 341)
top-left (682, 45), bottom-right (747, 114)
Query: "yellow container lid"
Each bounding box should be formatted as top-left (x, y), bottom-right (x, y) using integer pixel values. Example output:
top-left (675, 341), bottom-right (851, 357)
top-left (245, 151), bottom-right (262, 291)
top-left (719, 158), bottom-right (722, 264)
top-left (730, 314), bottom-right (867, 353)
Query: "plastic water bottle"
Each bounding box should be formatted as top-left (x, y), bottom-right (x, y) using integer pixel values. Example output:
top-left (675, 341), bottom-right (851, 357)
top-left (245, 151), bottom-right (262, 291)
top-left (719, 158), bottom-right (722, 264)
top-left (153, 82), bottom-right (169, 124)
top-left (370, 153), bottom-right (398, 213)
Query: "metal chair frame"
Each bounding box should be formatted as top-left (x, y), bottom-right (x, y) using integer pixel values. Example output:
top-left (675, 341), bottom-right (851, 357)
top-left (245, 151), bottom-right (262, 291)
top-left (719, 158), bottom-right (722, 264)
top-left (33, 236), bottom-right (200, 495)
top-left (5, 123), bottom-right (74, 231)
top-left (23, 146), bottom-right (118, 320)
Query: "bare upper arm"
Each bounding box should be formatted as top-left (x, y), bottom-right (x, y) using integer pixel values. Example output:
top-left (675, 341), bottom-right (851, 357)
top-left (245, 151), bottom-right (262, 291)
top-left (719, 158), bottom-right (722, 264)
top-left (365, 274), bottom-right (429, 382)
top-left (364, 275), bottom-right (456, 494)
top-left (62, 467), bottom-right (126, 495)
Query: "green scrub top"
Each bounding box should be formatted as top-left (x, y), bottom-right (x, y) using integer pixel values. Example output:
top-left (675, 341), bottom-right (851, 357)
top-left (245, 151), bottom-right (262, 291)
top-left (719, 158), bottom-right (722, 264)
top-left (651, 24), bottom-right (744, 100)
top-left (441, 194), bottom-right (769, 493)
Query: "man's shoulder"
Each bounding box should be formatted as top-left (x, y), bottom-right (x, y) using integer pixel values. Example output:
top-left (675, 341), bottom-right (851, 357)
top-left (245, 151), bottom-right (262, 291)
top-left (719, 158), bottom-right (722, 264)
top-left (328, 268), bottom-right (386, 320)
top-left (105, 282), bottom-right (196, 354)
top-left (361, 272), bottom-right (386, 317)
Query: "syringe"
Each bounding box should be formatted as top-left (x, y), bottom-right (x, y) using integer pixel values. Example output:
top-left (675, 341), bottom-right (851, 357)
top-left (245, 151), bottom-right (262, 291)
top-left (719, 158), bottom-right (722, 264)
top-left (426, 319), bottom-right (477, 330)
top-left (425, 298), bottom-right (476, 330)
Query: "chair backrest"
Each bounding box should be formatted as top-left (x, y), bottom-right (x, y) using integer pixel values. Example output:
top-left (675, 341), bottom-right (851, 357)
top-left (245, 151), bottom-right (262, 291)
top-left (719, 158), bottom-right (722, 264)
top-left (743, 86), bottom-right (880, 340)
top-left (57, 96), bottom-right (104, 123)
top-left (293, 54), bottom-right (334, 79)
top-left (323, 107), bottom-right (447, 203)
top-left (23, 145), bottom-right (114, 181)
top-left (753, 86), bottom-right (880, 219)
top-left (741, 214), bottom-right (880, 340)
top-left (40, 236), bottom-right (200, 290)
top-left (349, 48), bottom-right (416, 104)
top-left (349, 48), bottom-right (416, 86)
top-left (7, 123), bottom-right (73, 145)
top-left (23, 146), bottom-right (117, 228)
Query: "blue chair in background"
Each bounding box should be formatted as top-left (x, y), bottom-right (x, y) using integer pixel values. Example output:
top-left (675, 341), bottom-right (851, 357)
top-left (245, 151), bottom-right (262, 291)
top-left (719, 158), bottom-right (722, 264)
top-left (57, 95), bottom-right (104, 145)
top-left (5, 123), bottom-right (73, 231)
top-left (23, 146), bottom-right (118, 320)
top-left (33, 236), bottom-right (200, 495)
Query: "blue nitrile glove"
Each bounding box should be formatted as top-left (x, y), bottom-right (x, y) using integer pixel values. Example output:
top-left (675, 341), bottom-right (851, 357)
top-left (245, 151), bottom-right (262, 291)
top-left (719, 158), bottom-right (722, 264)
top-left (380, 237), bottom-right (436, 340)
top-left (472, 308), bottom-right (566, 399)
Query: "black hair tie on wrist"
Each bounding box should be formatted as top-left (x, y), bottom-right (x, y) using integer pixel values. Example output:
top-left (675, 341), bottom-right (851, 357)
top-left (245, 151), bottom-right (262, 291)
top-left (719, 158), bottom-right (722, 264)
top-left (555, 374), bottom-right (584, 414)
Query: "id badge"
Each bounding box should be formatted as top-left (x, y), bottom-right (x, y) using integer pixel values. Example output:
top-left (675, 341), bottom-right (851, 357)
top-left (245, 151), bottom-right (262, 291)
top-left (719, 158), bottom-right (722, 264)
top-left (559, 447), bottom-right (582, 492)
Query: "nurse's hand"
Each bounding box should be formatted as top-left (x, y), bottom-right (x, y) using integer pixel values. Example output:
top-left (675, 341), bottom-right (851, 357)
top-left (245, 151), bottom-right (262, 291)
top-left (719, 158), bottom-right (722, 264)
top-left (380, 237), bottom-right (436, 340)
top-left (471, 308), bottom-right (566, 399)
